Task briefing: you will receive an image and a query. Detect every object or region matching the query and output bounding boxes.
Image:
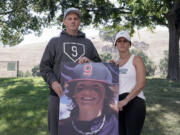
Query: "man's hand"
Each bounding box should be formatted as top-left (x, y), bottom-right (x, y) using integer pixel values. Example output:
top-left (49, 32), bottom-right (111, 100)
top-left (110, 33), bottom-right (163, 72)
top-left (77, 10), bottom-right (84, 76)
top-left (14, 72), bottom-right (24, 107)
top-left (78, 56), bottom-right (91, 64)
top-left (51, 81), bottom-right (63, 98)
top-left (109, 59), bottom-right (119, 65)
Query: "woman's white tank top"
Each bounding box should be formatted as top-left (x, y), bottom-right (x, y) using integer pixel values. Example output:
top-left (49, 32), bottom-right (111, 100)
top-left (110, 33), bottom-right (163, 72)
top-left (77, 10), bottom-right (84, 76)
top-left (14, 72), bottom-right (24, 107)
top-left (119, 55), bottom-right (145, 100)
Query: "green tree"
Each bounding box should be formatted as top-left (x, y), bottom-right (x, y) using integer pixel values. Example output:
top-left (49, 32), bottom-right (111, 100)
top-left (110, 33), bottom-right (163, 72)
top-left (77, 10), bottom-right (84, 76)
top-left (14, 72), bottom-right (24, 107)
top-left (0, 0), bottom-right (113, 45)
top-left (98, 0), bottom-right (180, 81)
top-left (159, 49), bottom-right (180, 77)
top-left (109, 0), bottom-right (180, 81)
top-left (0, 0), bottom-right (59, 45)
top-left (1, 0), bottom-right (179, 80)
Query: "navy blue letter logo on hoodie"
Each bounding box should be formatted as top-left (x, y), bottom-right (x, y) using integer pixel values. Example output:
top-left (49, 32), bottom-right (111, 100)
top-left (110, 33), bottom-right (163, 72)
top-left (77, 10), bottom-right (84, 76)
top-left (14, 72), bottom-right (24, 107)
top-left (63, 42), bottom-right (85, 62)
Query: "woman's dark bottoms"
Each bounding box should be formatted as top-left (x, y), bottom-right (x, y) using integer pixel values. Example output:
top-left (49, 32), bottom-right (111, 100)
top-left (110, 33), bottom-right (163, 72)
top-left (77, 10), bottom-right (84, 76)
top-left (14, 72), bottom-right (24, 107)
top-left (119, 93), bottom-right (146, 135)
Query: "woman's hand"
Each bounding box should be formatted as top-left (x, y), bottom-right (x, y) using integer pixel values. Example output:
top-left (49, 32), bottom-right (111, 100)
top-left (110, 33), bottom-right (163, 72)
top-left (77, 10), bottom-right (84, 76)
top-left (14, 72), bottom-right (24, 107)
top-left (118, 98), bottom-right (129, 111)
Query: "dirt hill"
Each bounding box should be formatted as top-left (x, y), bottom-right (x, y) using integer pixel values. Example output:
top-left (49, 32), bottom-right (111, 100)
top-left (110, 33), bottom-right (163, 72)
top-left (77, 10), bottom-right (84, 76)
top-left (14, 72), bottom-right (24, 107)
top-left (0, 42), bottom-right (46, 73)
top-left (0, 28), bottom-right (169, 75)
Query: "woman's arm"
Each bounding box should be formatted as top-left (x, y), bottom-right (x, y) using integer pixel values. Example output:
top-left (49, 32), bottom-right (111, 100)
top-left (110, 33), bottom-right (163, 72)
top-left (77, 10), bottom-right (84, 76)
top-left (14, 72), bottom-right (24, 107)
top-left (118, 56), bottom-right (146, 111)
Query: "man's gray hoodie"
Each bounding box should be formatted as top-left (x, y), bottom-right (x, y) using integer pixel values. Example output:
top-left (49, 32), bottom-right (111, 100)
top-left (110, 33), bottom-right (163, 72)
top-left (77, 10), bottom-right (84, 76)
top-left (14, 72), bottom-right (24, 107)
top-left (40, 30), bottom-right (101, 96)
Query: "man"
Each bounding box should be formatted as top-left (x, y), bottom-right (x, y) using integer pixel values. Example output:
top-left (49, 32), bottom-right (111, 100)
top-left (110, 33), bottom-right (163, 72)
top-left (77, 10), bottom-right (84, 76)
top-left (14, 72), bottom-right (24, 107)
top-left (40, 7), bottom-right (101, 135)
top-left (59, 63), bottom-right (119, 135)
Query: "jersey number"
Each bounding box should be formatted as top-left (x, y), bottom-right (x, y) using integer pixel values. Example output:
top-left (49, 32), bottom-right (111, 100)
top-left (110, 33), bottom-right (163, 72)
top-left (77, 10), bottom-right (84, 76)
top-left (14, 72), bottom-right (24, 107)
top-left (72, 46), bottom-right (78, 57)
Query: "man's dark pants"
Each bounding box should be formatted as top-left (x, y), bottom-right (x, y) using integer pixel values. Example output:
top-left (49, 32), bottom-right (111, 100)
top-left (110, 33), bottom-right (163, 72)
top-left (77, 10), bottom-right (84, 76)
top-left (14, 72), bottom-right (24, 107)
top-left (48, 95), bottom-right (59, 135)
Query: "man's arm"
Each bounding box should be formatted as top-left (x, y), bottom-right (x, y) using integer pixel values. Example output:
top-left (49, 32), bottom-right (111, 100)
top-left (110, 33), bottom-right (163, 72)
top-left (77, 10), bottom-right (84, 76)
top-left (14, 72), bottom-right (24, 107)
top-left (40, 38), bottom-right (63, 97)
top-left (40, 39), bottom-right (57, 85)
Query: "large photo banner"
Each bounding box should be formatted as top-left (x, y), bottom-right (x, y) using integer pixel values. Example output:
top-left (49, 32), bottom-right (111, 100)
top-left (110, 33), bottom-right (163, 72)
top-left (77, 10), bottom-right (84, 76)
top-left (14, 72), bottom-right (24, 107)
top-left (59, 62), bottom-right (119, 135)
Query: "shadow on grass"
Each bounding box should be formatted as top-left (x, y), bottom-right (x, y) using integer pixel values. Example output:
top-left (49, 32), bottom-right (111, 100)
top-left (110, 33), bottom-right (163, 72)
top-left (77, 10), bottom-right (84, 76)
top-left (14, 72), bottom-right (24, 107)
top-left (142, 78), bottom-right (180, 135)
top-left (0, 77), bottom-right (180, 135)
top-left (0, 77), bottom-right (49, 135)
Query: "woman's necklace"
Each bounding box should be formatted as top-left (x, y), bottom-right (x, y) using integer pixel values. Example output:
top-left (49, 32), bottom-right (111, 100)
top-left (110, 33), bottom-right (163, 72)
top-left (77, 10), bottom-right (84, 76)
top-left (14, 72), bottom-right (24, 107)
top-left (72, 115), bottom-right (106, 135)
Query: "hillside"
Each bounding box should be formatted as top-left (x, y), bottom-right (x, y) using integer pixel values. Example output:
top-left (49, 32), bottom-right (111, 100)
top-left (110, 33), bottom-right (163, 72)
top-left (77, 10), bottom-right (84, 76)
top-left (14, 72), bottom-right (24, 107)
top-left (132, 28), bottom-right (169, 65)
top-left (0, 28), bottom-right (169, 74)
top-left (0, 42), bottom-right (46, 72)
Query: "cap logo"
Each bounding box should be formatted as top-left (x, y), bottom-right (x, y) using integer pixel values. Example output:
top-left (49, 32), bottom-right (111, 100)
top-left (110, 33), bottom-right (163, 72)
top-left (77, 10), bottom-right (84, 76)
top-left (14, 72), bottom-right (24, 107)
top-left (83, 64), bottom-right (92, 76)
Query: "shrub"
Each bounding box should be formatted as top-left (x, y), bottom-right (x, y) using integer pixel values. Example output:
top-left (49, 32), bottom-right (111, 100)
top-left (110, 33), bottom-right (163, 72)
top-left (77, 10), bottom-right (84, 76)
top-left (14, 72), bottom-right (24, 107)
top-left (24, 71), bottom-right (32, 77)
top-left (17, 70), bottom-right (32, 77)
top-left (100, 53), bottom-right (113, 63)
top-left (32, 64), bottom-right (41, 77)
top-left (130, 49), bottom-right (156, 76)
top-left (17, 70), bottom-right (24, 77)
top-left (159, 50), bottom-right (168, 78)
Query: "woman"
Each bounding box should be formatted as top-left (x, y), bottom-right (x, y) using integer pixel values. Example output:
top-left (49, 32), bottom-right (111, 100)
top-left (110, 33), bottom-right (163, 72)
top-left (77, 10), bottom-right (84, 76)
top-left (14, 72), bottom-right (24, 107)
top-left (111, 30), bottom-right (146, 135)
top-left (58, 63), bottom-right (118, 135)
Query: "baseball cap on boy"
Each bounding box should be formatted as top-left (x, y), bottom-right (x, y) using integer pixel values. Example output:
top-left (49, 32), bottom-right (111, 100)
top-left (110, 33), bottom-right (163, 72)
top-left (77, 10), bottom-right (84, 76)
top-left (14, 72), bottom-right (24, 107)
top-left (65, 63), bottom-right (112, 86)
top-left (64, 7), bottom-right (82, 18)
top-left (114, 30), bottom-right (131, 46)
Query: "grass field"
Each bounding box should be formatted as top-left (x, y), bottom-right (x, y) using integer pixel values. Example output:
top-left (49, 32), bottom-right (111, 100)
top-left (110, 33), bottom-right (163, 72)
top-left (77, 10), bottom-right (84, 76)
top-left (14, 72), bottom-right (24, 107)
top-left (0, 77), bottom-right (180, 135)
top-left (0, 77), bottom-right (49, 135)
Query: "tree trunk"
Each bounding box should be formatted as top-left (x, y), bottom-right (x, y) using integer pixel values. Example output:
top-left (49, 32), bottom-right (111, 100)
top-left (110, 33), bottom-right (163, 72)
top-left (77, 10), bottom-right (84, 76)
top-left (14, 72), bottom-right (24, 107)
top-left (167, 16), bottom-right (180, 81)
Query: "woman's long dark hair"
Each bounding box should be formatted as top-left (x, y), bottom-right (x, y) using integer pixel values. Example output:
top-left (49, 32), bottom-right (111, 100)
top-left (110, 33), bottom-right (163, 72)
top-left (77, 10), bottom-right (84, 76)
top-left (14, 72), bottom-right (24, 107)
top-left (66, 81), bottom-right (116, 118)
